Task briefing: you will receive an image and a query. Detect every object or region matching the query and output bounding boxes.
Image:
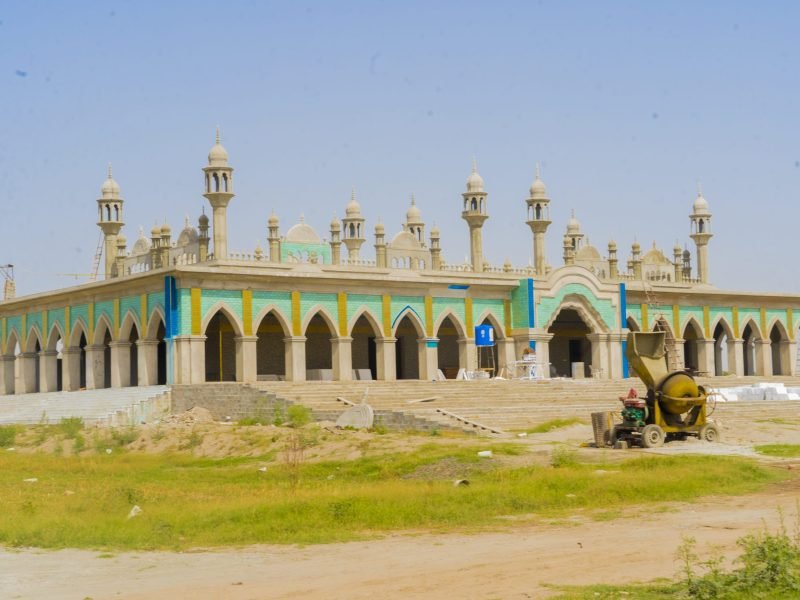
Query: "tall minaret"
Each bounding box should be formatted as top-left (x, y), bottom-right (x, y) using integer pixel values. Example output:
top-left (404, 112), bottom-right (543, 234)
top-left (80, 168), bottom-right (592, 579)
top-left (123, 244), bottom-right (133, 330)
top-left (525, 164), bottom-right (551, 276)
top-left (267, 211), bottom-right (280, 263)
top-left (342, 189), bottom-right (366, 260)
top-left (405, 194), bottom-right (425, 243)
top-left (461, 159), bottom-right (488, 272)
top-left (330, 215), bottom-right (342, 265)
top-left (689, 185), bottom-right (713, 283)
top-left (97, 164), bottom-right (125, 279)
top-left (202, 128), bottom-right (234, 259)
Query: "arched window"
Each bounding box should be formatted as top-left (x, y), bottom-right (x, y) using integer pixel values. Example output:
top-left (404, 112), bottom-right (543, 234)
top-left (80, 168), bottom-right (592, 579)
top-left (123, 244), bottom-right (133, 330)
top-left (213, 173), bottom-right (220, 192)
top-left (105, 205), bottom-right (111, 220)
top-left (114, 205), bottom-right (119, 221)
top-left (535, 204), bottom-right (541, 219)
top-left (471, 199), bottom-right (477, 211)
top-left (222, 173), bottom-right (229, 192)
top-left (349, 223), bottom-right (355, 237)
top-left (698, 219), bottom-right (705, 233)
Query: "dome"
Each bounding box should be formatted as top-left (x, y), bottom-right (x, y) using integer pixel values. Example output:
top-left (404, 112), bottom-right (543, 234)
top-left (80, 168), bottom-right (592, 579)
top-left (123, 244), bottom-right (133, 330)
top-left (160, 223), bottom-right (172, 236)
top-left (632, 241), bottom-right (641, 252)
top-left (100, 165), bottom-right (121, 199)
top-left (177, 223), bottom-right (199, 246)
top-left (374, 222), bottom-right (385, 235)
top-left (117, 233), bottom-right (127, 245)
top-left (198, 212), bottom-right (210, 227)
top-left (330, 216), bottom-right (341, 231)
top-left (345, 189), bottom-right (362, 217)
top-left (285, 217), bottom-right (322, 244)
top-left (608, 240), bottom-right (617, 251)
top-left (466, 159), bottom-right (484, 193)
top-left (566, 211), bottom-right (581, 234)
top-left (529, 165), bottom-right (547, 198)
top-left (267, 212), bottom-right (279, 227)
top-left (389, 230), bottom-right (421, 250)
top-left (132, 229), bottom-right (151, 255)
top-left (430, 224), bottom-right (440, 237)
top-left (576, 244), bottom-right (601, 261)
top-left (643, 245), bottom-right (670, 265)
top-left (406, 195), bottom-right (422, 222)
top-left (150, 224), bottom-right (161, 237)
top-left (693, 193), bottom-right (709, 214)
top-left (208, 128), bottom-right (229, 167)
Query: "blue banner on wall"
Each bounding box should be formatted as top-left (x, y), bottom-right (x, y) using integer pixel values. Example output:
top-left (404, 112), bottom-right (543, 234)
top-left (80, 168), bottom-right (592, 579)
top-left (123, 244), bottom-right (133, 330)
top-left (164, 276), bottom-right (178, 339)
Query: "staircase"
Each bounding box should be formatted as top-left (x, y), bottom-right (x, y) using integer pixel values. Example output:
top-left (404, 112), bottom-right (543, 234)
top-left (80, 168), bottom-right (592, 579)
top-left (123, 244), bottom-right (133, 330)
top-left (0, 386), bottom-right (170, 426)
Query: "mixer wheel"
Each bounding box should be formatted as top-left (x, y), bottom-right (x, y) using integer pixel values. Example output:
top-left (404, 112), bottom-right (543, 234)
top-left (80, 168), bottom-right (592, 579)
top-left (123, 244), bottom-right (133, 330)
top-left (699, 423), bottom-right (719, 443)
top-left (641, 424), bottom-right (665, 448)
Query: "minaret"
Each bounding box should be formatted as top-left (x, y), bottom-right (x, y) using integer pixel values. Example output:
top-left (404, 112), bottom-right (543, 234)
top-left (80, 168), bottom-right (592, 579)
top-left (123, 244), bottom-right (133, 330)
top-left (525, 164), bottom-right (551, 276)
top-left (342, 189), bottom-right (366, 260)
top-left (198, 211), bottom-right (210, 261)
top-left (202, 128), bottom-right (234, 259)
top-left (330, 215), bottom-right (342, 265)
top-left (115, 233), bottom-right (127, 277)
top-left (267, 211), bottom-right (280, 263)
top-left (564, 210), bottom-right (584, 254)
top-left (689, 185), bottom-right (713, 283)
top-left (682, 248), bottom-right (692, 281)
top-left (149, 224), bottom-right (162, 268)
top-left (405, 194), bottom-right (425, 243)
top-left (374, 222), bottom-right (387, 268)
top-left (608, 240), bottom-right (618, 279)
top-left (631, 240), bottom-right (642, 279)
top-left (562, 235), bottom-right (575, 265)
top-left (461, 159), bottom-right (488, 272)
top-left (430, 224), bottom-right (442, 270)
top-left (97, 164), bottom-right (125, 279)
top-left (673, 243), bottom-right (683, 283)
top-left (159, 223), bottom-right (172, 268)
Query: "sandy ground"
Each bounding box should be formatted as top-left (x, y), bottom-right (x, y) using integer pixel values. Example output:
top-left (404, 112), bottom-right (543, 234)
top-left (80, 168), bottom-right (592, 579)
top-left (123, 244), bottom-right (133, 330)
top-left (4, 410), bottom-right (800, 599)
top-left (3, 476), bottom-right (799, 600)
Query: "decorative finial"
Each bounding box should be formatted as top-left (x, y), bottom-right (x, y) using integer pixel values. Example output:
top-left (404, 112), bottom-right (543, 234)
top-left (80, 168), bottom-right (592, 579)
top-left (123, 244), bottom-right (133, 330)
top-left (185, 215), bottom-right (190, 227)
top-left (410, 193), bottom-right (416, 206)
top-left (107, 163), bottom-right (113, 179)
top-left (299, 214), bottom-right (305, 224)
top-left (697, 180), bottom-right (703, 196)
top-left (571, 209), bottom-right (575, 218)
top-left (351, 187), bottom-right (356, 202)
top-left (472, 156), bottom-right (478, 173)
top-left (535, 162), bottom-right (541, 179)
top-left (215, 126), bottom-right (221, 144)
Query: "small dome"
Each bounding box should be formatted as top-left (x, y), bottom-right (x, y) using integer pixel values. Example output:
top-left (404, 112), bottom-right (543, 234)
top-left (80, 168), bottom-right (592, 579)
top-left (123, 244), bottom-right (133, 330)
top-left (132, 229), bottom-right (151, 255)
top-left (466, 170), bottom-right (484, 193)
top-left (576, 244), bottom-right (602, 261)
top-left (150, 224), bottom-right (161, 237)
top-left (389, 230), bottom-right (421, 250)
top-left (374, 222), bottom-right (385, 235)
top-left (100, 165), bottom-right (121, 199)
top-left (345, 190), bottom-right (362, 217)
top-left (406, 195), bottom-right (422, 222)
top-left (198, 212), bottom-right (209, 227)
top-left (683, 249), bottom-right (691, 259)
top-left (117, 233), bottom-right (127, 245)
top-left (208, 128), bottom-right (229, 167)
top-left (430, 224), bottom-right (440, 237)
top-left (566, 211), bottom-right (581, 234)
top-left (643, 246), bottom-right (670, 265)
top-left (285, 217), bottom-right (322, 244)
top-left (673, 242), bottom-right (682, 253)
top-left (608, 240), bottom-right (617, 251)
top-left (267, 212), bottom-right (279, 227)
top-left (330, 216), bottom-right (341, 231)
top-left (529, 165), bottom-right (547, 198)
top-left (177, 224), bottom-right (198, 246)
top-left (632, 241), bottom-right (641, 252)
top-left (693, 192), bottom-right (710, 214)
top-left (160, 223), bottom-right (172, 236)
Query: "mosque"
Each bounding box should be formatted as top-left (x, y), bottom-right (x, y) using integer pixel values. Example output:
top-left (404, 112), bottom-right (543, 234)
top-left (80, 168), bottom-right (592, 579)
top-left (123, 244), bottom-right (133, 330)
top-left (1, 131), bottom-right (798, 395)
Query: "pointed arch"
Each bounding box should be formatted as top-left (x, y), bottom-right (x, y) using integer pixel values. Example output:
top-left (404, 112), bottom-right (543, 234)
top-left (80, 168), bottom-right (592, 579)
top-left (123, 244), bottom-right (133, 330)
top-left (119, 310), bottom-right (141, 341)
top-left (4, 329), bottom-right (20, 357)
top-left (542, 294), bottom-right (610, 334)
top-left (682, 316), bottom-right (705, 374)
top-left (769, 319), bottom-right (791, 375)
top-left (741, 318), bottom-right (762, 376)
top-left (347, 307), bottom-right (384, 340)
top-left (93, 313), bottom-right (115, 346)
top-left (392, 307), bottom-right (425, 338)
top-left (475, 309), bottom-right (505, 339)
top-left (255, 307), bottom-right (290, 381)
top-left (433, 310), bottom-right (467, 339)
top-left (301, 305), bottom-right (338, 337)
top-left (24, 324), bottom-right (43, 353)
top-left (146, 306), bottom-right (166, 339)
top-left (711, 315), bottom-right (734, 340)
top-left (69, 318), bottom-right (89, 347)
top-left (767, 317), bottom-right (789, 341)
top-left (435, 312), bottom-right (466, 378)
top-left (740, 316), bottom-right (762, 341)
top-left (46, 321), bottom-right (65, 352)
top-left (201, 302), bottom-right (244, 338)
top-left (681, 315), bottom-right (704, 340)
top-left (349, 309), bottom-right (383, 380)
top-left (253, 305), bottom-right (291, 337)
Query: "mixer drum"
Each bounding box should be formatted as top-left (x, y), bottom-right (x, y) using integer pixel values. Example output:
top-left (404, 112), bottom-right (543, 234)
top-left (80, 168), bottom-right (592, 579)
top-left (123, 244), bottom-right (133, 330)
top-left (656, 371), bottom-right (705, 415)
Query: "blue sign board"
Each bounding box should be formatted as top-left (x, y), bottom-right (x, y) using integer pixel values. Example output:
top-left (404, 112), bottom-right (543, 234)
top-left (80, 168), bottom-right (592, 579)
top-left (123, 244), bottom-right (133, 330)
top-left (474, 324), bottom-right (495, 347)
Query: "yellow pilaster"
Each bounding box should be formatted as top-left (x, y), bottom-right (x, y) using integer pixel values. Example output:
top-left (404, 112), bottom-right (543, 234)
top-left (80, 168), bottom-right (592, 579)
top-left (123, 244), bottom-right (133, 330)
top-left (672, 304), bottom-right (680, 335)
top-left (88, 304), bottom-right (94, 342)
top-left (291, 291), bottom-right (301, 336)
top-left (732, 307), bottom-right (739, 338)
top-left (641, 304), bottom-right (649, 331)
top-left (113, 298), bottom-right (120, 338)
top-left (242, 290), bottom-right (253, 336)
top-left (504, 300), bottom-right (512, 337)
top-left (337, 292), bottom-right (348, 336)
top-left (42, 311), bottom-right (48, 343)
top-left (382, 295), bottom-right (392, 337)
top-left (1, 317), bottom-right (5, 354)
top-left (788, 308), bottom-right (794, 341)
top-left (191, 288), bottom-right (202, 335)
top-left (140, 294), bottom-right (148, 336)
top-left (465, 298), bottom-right (474, 336)
top-left (703, 306), bottom-right (710, 339)
top-left (64, 307), bottom-right (70, 344)
top-left (760, 307), bottom-right (767, 337)
top-left (424, 296), bottom-right (433, 337)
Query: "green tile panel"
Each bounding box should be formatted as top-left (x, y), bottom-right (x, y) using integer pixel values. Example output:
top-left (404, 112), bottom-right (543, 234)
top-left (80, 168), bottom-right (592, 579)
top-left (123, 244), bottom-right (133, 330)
top-left (432, 297), bottom-right (466, 330)
top-left (346, 294), bottom-right (383, 325)
top-left (299, 292), bottom-right (338, 323)
top-left (537, 282), bottom-right (617, 331)
top-left (390, 295), bottom-right (425, 328)
top-left (252, 290), bottom-right (293, 325)
top-left (201, 289), bottom-right (244, 325)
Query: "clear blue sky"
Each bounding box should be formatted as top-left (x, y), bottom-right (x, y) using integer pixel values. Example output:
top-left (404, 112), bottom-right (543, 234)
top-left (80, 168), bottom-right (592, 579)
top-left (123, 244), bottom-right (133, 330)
top-left (1, 1), bottom-right (798, 295)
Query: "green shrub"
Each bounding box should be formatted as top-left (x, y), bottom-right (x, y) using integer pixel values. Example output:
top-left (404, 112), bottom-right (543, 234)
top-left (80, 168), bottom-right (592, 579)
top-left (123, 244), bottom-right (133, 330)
top-left (110, 427), bottom-right (138, 447)
top-left (550, 445), bottom-right (578, 468)
top-left (237, 417), bottom-right (263, 426)
top-left (58, 417), bottom-right (84, 439)
top-left (0, 425), bottom-right (18, 448)
top-left (287, 405), bottom-right (312, 428)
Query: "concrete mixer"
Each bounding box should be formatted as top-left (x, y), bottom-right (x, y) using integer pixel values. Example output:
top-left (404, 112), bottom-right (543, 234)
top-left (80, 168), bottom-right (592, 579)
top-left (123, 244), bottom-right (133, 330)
top-left (609, 331), bottom-right (719, 448)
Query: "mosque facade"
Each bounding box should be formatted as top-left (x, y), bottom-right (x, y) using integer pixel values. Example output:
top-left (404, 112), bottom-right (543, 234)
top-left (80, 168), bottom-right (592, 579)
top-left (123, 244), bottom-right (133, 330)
top-left (1, 132), bottom-right (798, 394)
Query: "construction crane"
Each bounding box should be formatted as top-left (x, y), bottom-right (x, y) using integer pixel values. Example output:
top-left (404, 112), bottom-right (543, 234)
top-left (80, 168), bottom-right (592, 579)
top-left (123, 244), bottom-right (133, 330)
top-left (89, 232), bottom-right (104, 282)
top-left (1, 264), bottom-right (15, 300)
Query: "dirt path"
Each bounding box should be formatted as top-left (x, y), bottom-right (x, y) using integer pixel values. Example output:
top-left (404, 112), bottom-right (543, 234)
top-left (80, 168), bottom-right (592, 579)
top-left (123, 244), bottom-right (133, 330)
top-left (3, 476), bottom-right (799, 600)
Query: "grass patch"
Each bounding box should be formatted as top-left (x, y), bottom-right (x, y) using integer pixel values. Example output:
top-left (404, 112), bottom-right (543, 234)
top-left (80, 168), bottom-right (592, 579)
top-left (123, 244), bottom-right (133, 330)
top-left (0, 450), bottom-right (784, 551)
top-left (0, 425), bottom-right (19, 448)
top-left (526, 418), bottom-right (584, 434)
top-left (58, 417), bottom-right (84, 439)
top-left (755, 444), bottom-right (800, 458)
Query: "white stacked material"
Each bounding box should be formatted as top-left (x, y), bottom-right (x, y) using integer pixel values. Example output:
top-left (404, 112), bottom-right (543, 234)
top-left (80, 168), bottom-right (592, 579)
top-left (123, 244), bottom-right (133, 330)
top-left (0, 386), bottom-right (170, 425)
top-left (707, 383), bottom-right (800, 402)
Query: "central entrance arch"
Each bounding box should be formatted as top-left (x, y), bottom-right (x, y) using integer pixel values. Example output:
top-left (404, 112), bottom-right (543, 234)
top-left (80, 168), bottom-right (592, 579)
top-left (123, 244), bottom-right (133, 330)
top-left (256, 311), bottom-right (288, 381)
top-left (395, 312), bottom-right (424, 380)
top-left (436, 315), bottom-right (464, 379)
top-left (547, 308), bottom-right (592, 378)
top-left (351, 313), bottom-right (381, 380)
top-left (205, 310), bottom-right (238, 381)
top-left (742, 321), bottom-right (762, 376)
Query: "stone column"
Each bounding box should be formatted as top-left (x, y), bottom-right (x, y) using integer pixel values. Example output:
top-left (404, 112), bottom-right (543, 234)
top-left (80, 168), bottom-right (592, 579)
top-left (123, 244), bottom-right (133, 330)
top-left (420, 338), bottom-right (438, 380)
top-left (84, 345), bottom-right (106, 389)
top-left (587, 333), bottom-right (611, 379)
top-left (784, 340), bottom-right (795, 376)
top-left (39, 350), bottom-right (59, 392)
top-left (698, 340), bottom-right (716, 376)
top-left (375, 338), bottom-right (396, 381)
top-left (457, 338), bottom-right (477, 373)
top-left (235, 336), bottom-right (258, 383)
top-left (756, 339), bottom-right (772, 376)
top-left (607, 332), bottom-right (626, 380)
top-left (109, 341), bottom-right (131, 388)
top-left (61, 348), bottom-right (82, 391)
top-left (284, 336), bottom-right (307, 381)
top-left (137, 339), bottom-right (159, 386)
top-left (731, 339), bottom-right (744, 376)
top-left (173, 335), bottom-right (206, 384)
top-left (0, 355), bottom-right (15, 395)
top-left (496, 338), bottom-right (516, 377)
top-left (18, 352), bottom-right (38, 393)
top-left (332, 336), bottom-right (353, 381)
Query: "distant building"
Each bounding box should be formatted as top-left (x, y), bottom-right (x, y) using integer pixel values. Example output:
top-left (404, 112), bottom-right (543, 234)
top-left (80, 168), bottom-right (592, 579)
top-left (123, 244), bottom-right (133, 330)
top-left (0, 131), bottom-right (796, 393)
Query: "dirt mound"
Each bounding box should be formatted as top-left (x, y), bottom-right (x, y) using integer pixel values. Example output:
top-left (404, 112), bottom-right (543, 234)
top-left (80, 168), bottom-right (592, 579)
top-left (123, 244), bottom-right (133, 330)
top-left (162, 406), bottom-right (216, 425)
